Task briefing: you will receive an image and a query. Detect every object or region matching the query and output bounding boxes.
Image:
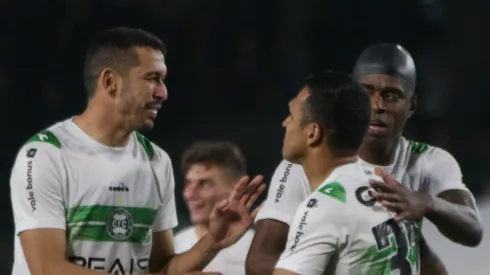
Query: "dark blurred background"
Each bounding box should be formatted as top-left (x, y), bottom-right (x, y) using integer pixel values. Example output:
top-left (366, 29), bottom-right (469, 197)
top-left (1, 0), bottom-right (489, 274)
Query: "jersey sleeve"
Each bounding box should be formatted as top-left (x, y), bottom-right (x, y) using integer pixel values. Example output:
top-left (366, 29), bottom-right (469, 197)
top-left (423, 147), bottom-right (470, 196)
top-left (10, 142), bottom-right (66, 235)
top-left (151, 148), bottom-right (178, 232)
top-left (275, 195), bottom-right (342, 275)
top-left (255, 160), bottom-right (309, 225)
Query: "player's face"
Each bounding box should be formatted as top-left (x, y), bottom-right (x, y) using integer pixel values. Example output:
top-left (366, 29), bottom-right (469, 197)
top-left (282, 88), bottom-right (310, 163)
top-left (117, 47), bottom-right (168, 130)
top-left (358, 74), bottom-right (415, 143)
top-left (183, 164), bottom-right (235, 224)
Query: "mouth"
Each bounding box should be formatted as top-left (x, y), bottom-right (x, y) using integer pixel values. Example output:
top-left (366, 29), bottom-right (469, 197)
top-left (368, 119), bottom-right (388, 135)
top-left (145, 103), bottom-right (161, 117)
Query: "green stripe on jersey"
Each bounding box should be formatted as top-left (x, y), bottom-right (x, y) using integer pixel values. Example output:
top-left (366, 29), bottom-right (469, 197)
top-left (26, 130), bottom-right (61, 148)
top-left (408, 140), bottom-right (429, 154)
top-left (136, 132), bottom-right (155, 159)
top-left (67, 205), bottom-right (157, 244)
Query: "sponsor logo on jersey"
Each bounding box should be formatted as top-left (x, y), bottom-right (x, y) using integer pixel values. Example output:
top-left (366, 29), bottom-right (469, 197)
top-left (290, 209), bottom-right (309, 252)
top-left (26, 148), bottom-right (37, 158)
top-left (106, 208), bottom-right (133, 241)
top-left (306, 198), bottom-right (318, 208)
top-left (109, 182), bottom-right (129, 192)
top-left (26, 160), bottom-right (36, 212)
top-left (69, 256), bottom-right (148, 273)
top-left (355, 186), bottom-right (376, 207)
top-left (275, 163), bottom-right (293, 203)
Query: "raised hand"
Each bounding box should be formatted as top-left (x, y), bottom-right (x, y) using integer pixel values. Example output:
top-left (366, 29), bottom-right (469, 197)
top-left (208, 175), bottom-right (266, 249)
top-left (370, 168), bottom-right (433, 221)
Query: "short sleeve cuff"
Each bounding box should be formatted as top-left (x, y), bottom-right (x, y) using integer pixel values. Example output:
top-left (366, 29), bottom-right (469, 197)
top-left (151, 216), bottom-right (178, 232)
top-left (16, 219), bottom-right (66, 235)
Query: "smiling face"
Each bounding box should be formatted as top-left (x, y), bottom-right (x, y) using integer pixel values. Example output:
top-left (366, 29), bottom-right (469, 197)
top-left (116, 47), bottom-right (168, 130)
top-left (183, 164), bottom-right (235, 224)
top-left (358, 74), bottom-right (415, 144)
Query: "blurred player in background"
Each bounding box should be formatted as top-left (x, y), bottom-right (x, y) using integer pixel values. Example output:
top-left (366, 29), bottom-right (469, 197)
top-left (174, 141), bottom-right (255, 275)
top-left (271, 71), bottom-right (421, 274)
top-left (10, 26), bottom-right (264, 275)
top-left (246, 43), bottom-right (481, 275)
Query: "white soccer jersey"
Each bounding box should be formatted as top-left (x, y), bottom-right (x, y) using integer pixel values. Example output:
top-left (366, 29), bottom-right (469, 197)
top-left (275, 162), bottom-right (420, 275)
top-left (174, 227), bottom-right (254, 275)
top-left (256, 137), bottom-right (472, 227)
top-left (10, 118), bottom-right (178, 275)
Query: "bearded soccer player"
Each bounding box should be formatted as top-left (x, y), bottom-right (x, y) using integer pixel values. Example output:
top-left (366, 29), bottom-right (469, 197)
top-left (10, 27), bottom-right (264, 275)
top-left (247, 43), bottom-right (481, 275)
top-left (271, 71), bottom-right (421, 275)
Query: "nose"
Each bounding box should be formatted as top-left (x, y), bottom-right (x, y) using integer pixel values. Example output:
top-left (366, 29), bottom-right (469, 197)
top-left (155, 83), bottom-right (168, 102)
top-left (183, 182), bottom-right (198, 201)
top-left (370, 91), bottom-right (386, 113)
top-left (282, 116), bottom-right (290, 128)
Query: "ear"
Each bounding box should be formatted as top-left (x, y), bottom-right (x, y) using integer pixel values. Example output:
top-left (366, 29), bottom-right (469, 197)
top-left (98, 69), bottom-right (119, 97)
top-left (408, 94), bottom-right (417, 118)
top-left (306, 123), bottom-right (323, 147)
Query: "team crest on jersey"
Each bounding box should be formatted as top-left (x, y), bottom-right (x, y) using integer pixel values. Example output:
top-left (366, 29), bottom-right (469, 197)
top-left (106, 208), bottom-right (134, 241)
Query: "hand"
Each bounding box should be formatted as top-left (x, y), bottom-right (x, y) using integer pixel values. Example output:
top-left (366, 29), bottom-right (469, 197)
top-left (369, 168), bottom-right (433, 221)
top-left (208, 175), bottom-right (266, 249)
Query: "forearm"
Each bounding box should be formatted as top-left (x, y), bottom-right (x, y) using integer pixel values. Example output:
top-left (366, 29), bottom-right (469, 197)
top-left (246, 251), bottom-right (280, 275)
top-left (425, 196), bottom-right (482, 246)
top-left (419, 236), bottom-right (447, 275)
top-left (163, 233), bottom-right (221, 273)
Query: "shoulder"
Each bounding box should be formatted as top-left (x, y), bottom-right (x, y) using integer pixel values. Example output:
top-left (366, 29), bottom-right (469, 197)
top-left (134, 132), bottom-right (171, 164)
top-left (403, 138), bottom-right (455, 163)
top-left (273, 160), bottom-right (305, 180)
top-left (15, 123), bottom-right (67, 164)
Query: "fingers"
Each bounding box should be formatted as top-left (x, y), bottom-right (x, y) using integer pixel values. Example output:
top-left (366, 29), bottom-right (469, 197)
top-left (229, 176), bottom-right (249, 201)
top-left (246, 183), bottom-right (266, 210)
top-left (371, 192), bottom-right (400, 202)
top-left (380, 201), bottom-right (404, 212)
top-left (239, 175), bottom-right (263, 205)
top-left (374, 168), bottom-right (400, 185)
top-left (369, 180), bottom-right (395, 193)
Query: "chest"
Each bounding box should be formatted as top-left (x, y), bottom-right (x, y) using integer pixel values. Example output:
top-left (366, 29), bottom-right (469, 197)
top-left (361, 156), bottom-right (426, 191)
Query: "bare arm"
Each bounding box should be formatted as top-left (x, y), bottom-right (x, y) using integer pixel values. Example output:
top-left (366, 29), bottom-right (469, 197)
top-left (419, 235), bottom-right (448, 275)
top-left (426, 189), bottom-right (482, 247)
top-left (245, 219), bottom-right (289, 275)
top-left (20, 229), bottom-right (111, 275)
top-left (423, 149), bottom-right (482, 246)
top-left (272, 269), bottom-right (298, 275)
top-left (150, 230), bottom-right (221, 274)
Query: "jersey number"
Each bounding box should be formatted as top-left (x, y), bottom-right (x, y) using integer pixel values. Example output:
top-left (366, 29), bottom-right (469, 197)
top-left (372, 218), bottom-right (417, 275)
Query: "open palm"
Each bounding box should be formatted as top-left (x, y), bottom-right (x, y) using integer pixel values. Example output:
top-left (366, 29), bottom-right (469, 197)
top-left (208, 175), bottom-right (266, 249)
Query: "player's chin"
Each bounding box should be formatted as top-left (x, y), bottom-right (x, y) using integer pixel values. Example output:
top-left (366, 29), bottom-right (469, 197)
top-left (137, 118), bottom-right (156, 130)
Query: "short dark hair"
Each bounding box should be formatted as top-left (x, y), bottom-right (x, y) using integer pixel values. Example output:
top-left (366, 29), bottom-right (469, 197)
top-left (83, 27), bottom-right (166, 98)
top-left (301, 71), bottom-right (371, 156)
top-left (181, 141), bottom-right (247, 179)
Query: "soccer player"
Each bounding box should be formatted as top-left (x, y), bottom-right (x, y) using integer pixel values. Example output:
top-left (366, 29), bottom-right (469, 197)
top-left (10, 27), bottom-right (264, 275)
top-left (174, 141), bottom-right (255, 275)
top-left (246, 43), bottom-right (478, 275)
top-left (270, 71), bottom-right (421, 274)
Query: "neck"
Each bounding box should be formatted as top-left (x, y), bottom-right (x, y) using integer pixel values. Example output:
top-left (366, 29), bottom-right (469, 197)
top-left (300, 148), bottom-right (358, 191)
top-left (359, 136), bottom-right (399, 166)
top-left (195, 223), bottom-right (209, 239)
top-left (74, 99), bottom-right (132, 147)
